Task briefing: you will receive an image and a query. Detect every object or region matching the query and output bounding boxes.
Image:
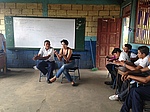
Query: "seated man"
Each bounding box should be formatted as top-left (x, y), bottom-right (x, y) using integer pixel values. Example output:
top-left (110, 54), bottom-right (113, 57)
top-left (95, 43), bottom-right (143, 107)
top-left (109, 46), bottom-right (149, 101)
top-left (33, 40), bottom-right (55, 84)
top-left (123, 44), bottom-right (138, 63)
top-left (120, 58), bottom-right (150, 112)
top-left (105, 46), bottom-right (131, 86)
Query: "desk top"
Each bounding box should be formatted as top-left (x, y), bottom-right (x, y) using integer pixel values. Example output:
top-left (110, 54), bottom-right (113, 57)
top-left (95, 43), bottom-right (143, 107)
top-left (116, 66), bottom-right (130, 75)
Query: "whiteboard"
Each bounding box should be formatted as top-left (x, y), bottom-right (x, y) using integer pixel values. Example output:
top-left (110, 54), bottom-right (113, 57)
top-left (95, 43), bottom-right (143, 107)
top-left (13, 17), bottom-right (75, 49)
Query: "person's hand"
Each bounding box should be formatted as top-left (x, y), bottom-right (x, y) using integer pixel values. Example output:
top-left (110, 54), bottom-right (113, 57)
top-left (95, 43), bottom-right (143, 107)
top-left (113, 60), bottom-right (121, 65)
top-left (54, 50), bottom-right (58, 54)
top-left (121, 71), bottom-right (129, 81)
top-left (4, 50), bottom-right (6, 54)
top-left (33, 55), bottom-right (38, 60)
top-left (126, 75), bottom-right (131, 80)
top-left (114, 61), bottom-right (124, 66)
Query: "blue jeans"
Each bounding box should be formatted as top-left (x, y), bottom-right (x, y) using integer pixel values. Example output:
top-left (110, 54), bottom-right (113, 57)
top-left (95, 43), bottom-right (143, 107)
top-left (120, 85), bottom-right (150, 112)
top-left (55, 60), bottom-right (75, 82)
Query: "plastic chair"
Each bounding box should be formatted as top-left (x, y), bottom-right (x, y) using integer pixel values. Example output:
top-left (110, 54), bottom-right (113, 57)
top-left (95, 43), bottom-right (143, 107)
top-left (61, 54), bottom-right (81, 83)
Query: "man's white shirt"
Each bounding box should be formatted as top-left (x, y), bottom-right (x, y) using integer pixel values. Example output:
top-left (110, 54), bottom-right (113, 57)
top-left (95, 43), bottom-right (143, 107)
top-left (134, 55), bottom-right (150, 68)
top-left (38, 47), bottom-right (55, 62)
top-left (119, 51), bottom-right (131, 62)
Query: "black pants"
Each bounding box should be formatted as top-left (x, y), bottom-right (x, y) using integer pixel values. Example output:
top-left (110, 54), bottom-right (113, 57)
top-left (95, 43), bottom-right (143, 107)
top-left (120, 85), bottom-right (150, 112)
top-left (37, 61), bottom-right (55, 81)
top-left (106, 63), bottom-right (117, 83)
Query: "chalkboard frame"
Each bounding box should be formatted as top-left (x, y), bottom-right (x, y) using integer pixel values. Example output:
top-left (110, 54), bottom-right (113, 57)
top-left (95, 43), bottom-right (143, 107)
top-left (5, 16), bottom-right (85, 50)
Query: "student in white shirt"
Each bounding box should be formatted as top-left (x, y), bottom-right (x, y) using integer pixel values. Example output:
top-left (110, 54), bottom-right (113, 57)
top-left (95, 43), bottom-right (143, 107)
top-left (109, 46), bottom-right (150, 101)
top-left (105, 47), bottom-right (131, 85)
top-left (122, 44), bottom-right (137, 62)
top-left (116, 46), bottom-right (149, 70)
top-left (33, 40), bottom-right (55, 84)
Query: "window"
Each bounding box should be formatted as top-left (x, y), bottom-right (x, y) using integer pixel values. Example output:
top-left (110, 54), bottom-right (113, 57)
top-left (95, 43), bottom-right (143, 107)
top-left (135, 0), bottom-right (150, 45)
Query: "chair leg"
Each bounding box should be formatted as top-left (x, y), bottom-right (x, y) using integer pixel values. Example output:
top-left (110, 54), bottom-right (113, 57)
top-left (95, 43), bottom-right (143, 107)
top-left (39, 72), bottom-right (42, 82)
top-left (73, 72), bottom-right (75, 82)
top-left (78, 69), bottom-right (80, 80)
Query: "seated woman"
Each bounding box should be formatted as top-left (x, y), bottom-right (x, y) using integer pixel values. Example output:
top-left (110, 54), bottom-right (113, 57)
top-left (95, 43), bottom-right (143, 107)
top-left (50, 39), bottom-right (78, 86)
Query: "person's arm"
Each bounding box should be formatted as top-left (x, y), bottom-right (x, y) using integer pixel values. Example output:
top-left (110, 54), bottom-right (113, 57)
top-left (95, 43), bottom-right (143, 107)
top-left (33, 47), bottom-right (51, 60)
top-left (128, 67), bottom-right (150, 74)
top-left (33, 54), bottom-right (50, 60)
top-left (3, 41), bottom-right (6, 53)
top-left (127, 75), bottom-right (150, 84)
top-left (54, 49), bottom-right (63, 61)
top-left (122, 66), bottom-right (150, 81)
top-left (115, 60), bottom-right (143, 70)
top-left (124, 63), bottom-right (143, 70)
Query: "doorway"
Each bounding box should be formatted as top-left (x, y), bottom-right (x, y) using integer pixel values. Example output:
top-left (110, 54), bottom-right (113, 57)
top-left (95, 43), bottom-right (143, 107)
top-left (122, 17), bottom-right (130, 46)
top-left (96, 18), bottom-right (121, 70)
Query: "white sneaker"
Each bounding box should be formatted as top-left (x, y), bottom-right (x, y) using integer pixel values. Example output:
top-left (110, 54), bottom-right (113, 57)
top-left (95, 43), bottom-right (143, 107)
top-left (109, 94), bottom-right (119, 101)
top-left (33, 66), bottom-right (38, 70)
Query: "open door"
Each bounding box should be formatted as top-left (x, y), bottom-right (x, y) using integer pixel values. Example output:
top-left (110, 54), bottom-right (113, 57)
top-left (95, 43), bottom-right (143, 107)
top-left (96, 18), bottom-right (121, 70)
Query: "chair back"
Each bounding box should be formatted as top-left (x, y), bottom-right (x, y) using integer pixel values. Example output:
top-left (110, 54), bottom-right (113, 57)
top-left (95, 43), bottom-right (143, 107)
top-left (71, 54), bottom-right (81, 69)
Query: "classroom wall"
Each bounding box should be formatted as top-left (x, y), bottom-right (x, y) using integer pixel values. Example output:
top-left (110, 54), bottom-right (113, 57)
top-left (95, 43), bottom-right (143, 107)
top-left (0, 2), bottom-right (120, 68)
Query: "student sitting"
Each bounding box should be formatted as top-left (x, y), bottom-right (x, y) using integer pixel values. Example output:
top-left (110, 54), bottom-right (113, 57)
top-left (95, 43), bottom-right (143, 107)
top-left (123, 44), bottom-right (138, 63)
top-left (33, 40), bottom-right (55, 84)
top-left (50, 39), bottom-right (78, 86)
top-left (120, 59), bottom-right (150, 112)
top-left (105, 46), bottom-right (131, 86)
top-left (109, 46), bottom-right (149, 101)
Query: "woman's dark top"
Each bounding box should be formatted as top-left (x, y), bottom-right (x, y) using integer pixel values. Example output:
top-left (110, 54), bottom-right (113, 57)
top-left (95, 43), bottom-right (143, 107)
top-left (62, 47), bottom-right (74, 63)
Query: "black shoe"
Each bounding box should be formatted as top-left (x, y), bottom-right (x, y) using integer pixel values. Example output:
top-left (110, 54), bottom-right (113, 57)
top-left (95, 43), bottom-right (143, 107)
top-left (104, 81), bottom-right (113, 85)
top-left (72, 83), bottom-right (79, 86)
top-left (47, 80), bottom-right (52, 84)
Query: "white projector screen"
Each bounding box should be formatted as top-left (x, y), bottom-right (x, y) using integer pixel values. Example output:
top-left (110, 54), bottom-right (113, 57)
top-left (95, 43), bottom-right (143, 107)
top-left (13, 17), bottom-right (75, 49)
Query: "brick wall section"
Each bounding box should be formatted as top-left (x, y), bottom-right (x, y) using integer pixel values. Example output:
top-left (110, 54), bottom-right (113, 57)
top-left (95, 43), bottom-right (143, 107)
top-left (0, 3), bottom-right (43, 33)
top-left (0, 3), bottom-right (120, 35)
top-left (48, 4), bottom-right (120, 36)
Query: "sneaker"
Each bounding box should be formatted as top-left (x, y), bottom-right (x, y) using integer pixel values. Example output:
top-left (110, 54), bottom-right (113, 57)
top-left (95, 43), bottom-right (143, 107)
top-left (109, 94), bottom-right (119, 101)
top-left (33, 66), bottom-right (38, 70)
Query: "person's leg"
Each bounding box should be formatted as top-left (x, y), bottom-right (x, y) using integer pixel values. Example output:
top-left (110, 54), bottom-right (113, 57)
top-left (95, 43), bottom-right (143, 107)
top-left (118, 88), bottom-right (129, 101)
top-left (132, 86), bottom-right (150, 112)
top-left (115, 74), bottom-right (123, 92)
top-left (120, 87), bottom-right (135, 112)
top-left (47, 61), bottom-right (55, 81)
top-left (105, 64), bottom-right (117, 85)
top-left (50, 60), bottom-right (75, 82)
top-left (55, 61), bottom-right (75, 78)
top-left (37, 61), bottom-right (48, 75)
top-left (63, 69), bottom-right (73, 82)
